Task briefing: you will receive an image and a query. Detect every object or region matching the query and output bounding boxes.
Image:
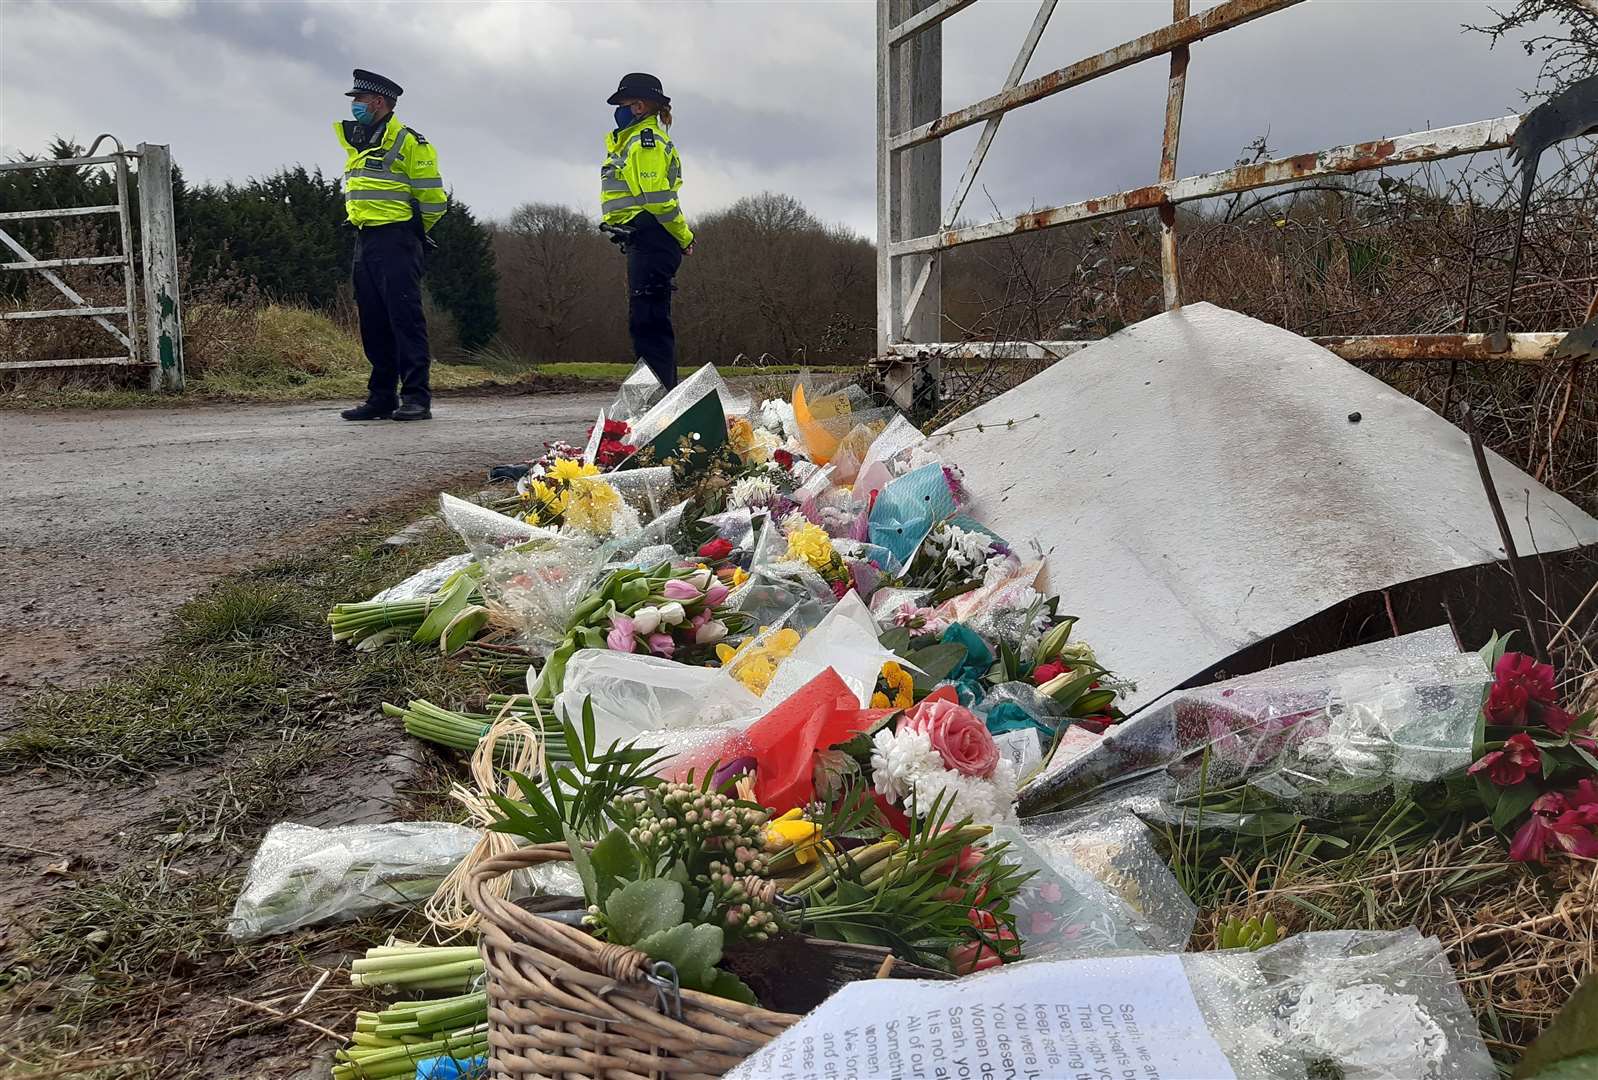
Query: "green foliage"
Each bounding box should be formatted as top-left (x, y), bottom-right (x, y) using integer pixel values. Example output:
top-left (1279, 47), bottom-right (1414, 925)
top-left (427, 199), bottom-right (500, 350)
top-left (1216, 913), bottom-right (1283, 951)
top-left (603, 879), bottom-right (686, 944)
top-left (486, 699), bottom-right (669, 845)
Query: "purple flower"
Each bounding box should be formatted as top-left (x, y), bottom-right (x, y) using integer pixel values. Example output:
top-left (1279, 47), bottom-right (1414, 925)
top-left (713, 756), bottom-right (757, 790)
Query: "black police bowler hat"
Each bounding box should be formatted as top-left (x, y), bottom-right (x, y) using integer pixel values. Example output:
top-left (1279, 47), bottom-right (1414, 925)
top-left (607, 72), bottom-right (669, 106)
top-left (346, 69), bottom-right (404, 99)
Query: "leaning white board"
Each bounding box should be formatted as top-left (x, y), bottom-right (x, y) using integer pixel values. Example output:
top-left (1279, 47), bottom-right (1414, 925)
top-left (935, 303), bottom-right (1598, 711)
top-left (727, 953), bottom-right (1236, 1080)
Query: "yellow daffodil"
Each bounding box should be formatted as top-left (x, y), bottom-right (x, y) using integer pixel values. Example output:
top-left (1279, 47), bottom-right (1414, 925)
top-left (728, 566), bottom-right (750, 588)
top-left (763, 808), bottom-right (829, 865)
top-left (870, 660), bottom-right (915, 710)
top-left (785, 523), bottom-right (835, 571)
top-left (716, 627), bottom-right (802, 695)
top-left (562, 476), bottom-right (621, 534)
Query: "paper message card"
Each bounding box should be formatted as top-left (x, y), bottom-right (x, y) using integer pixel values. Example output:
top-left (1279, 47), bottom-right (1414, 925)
top-left (728, 953), bottom-right (1236, 1080)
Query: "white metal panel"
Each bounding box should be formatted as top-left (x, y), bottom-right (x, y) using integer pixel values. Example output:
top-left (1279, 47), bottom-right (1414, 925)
top-left (932, 304), bottom-right (1598, 710)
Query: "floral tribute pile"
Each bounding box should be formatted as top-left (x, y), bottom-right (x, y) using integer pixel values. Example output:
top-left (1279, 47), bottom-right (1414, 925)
top-left (308, 364), bottom-right (1594, 1080)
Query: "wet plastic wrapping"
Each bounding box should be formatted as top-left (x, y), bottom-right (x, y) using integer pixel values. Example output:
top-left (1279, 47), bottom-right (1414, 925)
top-left (750, 591), bottom-right (902, 708)
top-left (1016, 808), bottom-right (1198, 951)
top-left (370, 552), bottom-right (475, 603)
top-left (991, 825), bottom-right (1158, 960)
top-left (439, 492), bottom-right (546, 558)
top-left (609, 360), bottom-right (664, 423)
top-left (555, 648), bottom-right (764, 749)
top-left (727, 929), bottom-right (1493, 1080)
top-left (626, 364), bottom-right (750, 453)
top-left (1184, 928), bottom-right (1496, 1080)
top-left (227, 821), bottom-right (477, 940)
top-left (1024, 640), bottom-right (1489, 822)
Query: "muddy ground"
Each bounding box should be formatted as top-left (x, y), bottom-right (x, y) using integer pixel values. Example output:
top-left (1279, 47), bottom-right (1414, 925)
top-left (0, 391), bottom-right (607, 1077)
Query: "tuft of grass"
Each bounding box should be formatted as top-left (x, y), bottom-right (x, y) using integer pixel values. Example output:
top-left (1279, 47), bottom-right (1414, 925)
top-left (171, 580), bottom-right (305, 645)
top-left (0, 653), bottom-right (285, 775)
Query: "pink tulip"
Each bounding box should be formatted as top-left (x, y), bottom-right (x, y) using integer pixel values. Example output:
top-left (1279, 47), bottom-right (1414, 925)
top-left (704, 582), bottom-right (730, 607)
top-left (647, 632), bottom-right (676, 659)
top-left (607, 615), bottom-right (636, 653)
top-left (663, 579), bottom-right (701, 601)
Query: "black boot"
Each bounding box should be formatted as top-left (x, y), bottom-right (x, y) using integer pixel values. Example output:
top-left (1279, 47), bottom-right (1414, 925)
top-left (341, 401), bottom-right (394, 421)
top-left (391, 402), bottom-right (432, 421)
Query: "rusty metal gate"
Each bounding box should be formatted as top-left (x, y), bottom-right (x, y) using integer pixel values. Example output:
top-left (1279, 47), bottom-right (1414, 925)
top-left (875, 0), bottom-right (1565, 366)
top-left (0, 135), bottom-right (184, 389)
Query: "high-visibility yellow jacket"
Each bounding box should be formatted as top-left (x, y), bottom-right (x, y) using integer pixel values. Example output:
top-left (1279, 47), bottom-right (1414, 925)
top-left (601, 115), bottom-right (693, 248)
top-left (335, 114), bottom-right (448, 231)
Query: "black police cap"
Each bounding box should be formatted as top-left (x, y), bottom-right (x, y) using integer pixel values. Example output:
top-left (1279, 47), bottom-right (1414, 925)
top-left (607, 72), bottom-right (669, 106)
top-left (347, 69), bottom-right (404, 99)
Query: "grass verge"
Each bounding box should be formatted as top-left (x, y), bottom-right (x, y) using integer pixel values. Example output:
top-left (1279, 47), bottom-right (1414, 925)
top-left (0, 494), bottom-right (486, 1078)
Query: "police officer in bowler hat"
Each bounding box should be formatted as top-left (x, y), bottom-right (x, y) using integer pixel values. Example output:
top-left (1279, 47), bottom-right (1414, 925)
top-left (336, 69), bottom-right (449, 421)
top-left (601, 72), bottom-right (695, 390)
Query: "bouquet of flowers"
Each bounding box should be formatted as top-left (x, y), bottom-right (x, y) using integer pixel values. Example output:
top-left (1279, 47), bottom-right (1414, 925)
top-left (484, 700), bottom-right (1034, 1004)
top-left (533, 562), bottom-right (752, 699)
top-left (1469, 635), bottom-right (1598, 862)
top-left (589, 417), bottom-right (637, 469)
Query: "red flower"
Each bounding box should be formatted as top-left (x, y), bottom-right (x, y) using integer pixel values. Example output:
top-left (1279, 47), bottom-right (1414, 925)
top-left (1467, 732), bottom-right (1542, 787)
top-left (773, 449), bottom-right (795, 470)
top-left (1541, 704), bottom-right (1578, 736)
top-left (603, 418), bottom-right (630, 437)
top-left (830, 579), bottom-right (850, 600)
top-left (1566, 778), bottom-right (1598, 810)
top-left (698, 538), bottom-right (735, 560)
top-left (1509, 792), bottom-right (1568, 862)
top-left (1032, 660), bottom-right (1068, 686)
top-left (1551, 805), bottom-right (1598, 857)
top-left (1486, 652), bottom-right (1559, 727)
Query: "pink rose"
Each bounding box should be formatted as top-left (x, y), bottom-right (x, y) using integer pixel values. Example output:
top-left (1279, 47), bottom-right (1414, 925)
top-left (903, 695), bottom-right (999, 779)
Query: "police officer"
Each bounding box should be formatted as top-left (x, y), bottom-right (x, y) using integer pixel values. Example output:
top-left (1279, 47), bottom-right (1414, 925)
top-left (337, 69), bottom-right (448, 421)
top-left (601, 73), bottom-right (694, 390)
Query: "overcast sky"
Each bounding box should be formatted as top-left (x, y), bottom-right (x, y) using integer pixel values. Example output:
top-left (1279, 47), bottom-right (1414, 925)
top-left (0, 1), bottom-right (1557, 237)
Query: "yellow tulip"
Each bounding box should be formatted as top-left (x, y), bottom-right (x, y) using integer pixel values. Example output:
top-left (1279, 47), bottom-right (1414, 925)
top-left (763, 810), bottom-right (828, 865)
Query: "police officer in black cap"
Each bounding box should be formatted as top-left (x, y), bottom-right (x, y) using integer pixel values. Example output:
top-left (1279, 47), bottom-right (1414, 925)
top-left (336, 69), bottom-right (449, 421)
top-left (601, 73), bottom-right (695, 389)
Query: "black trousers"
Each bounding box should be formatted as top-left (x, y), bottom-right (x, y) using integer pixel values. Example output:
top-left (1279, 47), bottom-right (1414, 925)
top-left (353, 223), bottom-right (431, 409)
top-left (624, 214), bottom-right (684, 390)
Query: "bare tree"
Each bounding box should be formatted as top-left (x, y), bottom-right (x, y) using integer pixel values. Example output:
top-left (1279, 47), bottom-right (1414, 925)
top-left (496, 202), bottom-right (615, 361)
top-left (1466, 0), bottom-right (1598, 95)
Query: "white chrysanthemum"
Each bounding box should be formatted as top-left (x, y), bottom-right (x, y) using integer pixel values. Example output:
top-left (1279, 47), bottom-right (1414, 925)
top-left (946, 526), bottom-right (994, 569)
top-left (727, 475), bottom-right (779, 510)
top-left (778, 510), bottom-right (811, 537)
top-left (871, 729), bottom-right (1020, 826)
top-left (870, 728), bottom-right (943, 805)
top-left (758, 398), bottom-right (797, 437)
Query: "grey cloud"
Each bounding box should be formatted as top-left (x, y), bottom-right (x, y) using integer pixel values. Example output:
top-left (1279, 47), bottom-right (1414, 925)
top-left (0, 1), bottom-right (1561, 240)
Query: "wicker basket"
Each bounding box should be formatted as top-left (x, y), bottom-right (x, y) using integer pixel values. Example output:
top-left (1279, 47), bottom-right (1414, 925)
top-left (467, 843), bottom-right (802, 1079)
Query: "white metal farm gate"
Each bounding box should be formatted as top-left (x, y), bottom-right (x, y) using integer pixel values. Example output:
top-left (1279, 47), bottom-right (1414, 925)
top-left (0, 136), bottom-right (184, 389)
top-left (875, 0), bottom-right (1565, 366)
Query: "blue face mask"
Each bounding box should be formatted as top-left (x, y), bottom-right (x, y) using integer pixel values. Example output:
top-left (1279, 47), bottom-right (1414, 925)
top-left (614, 105), bottom-right (636, 130)
top-left (352, 101), bottom-right (377, 125)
